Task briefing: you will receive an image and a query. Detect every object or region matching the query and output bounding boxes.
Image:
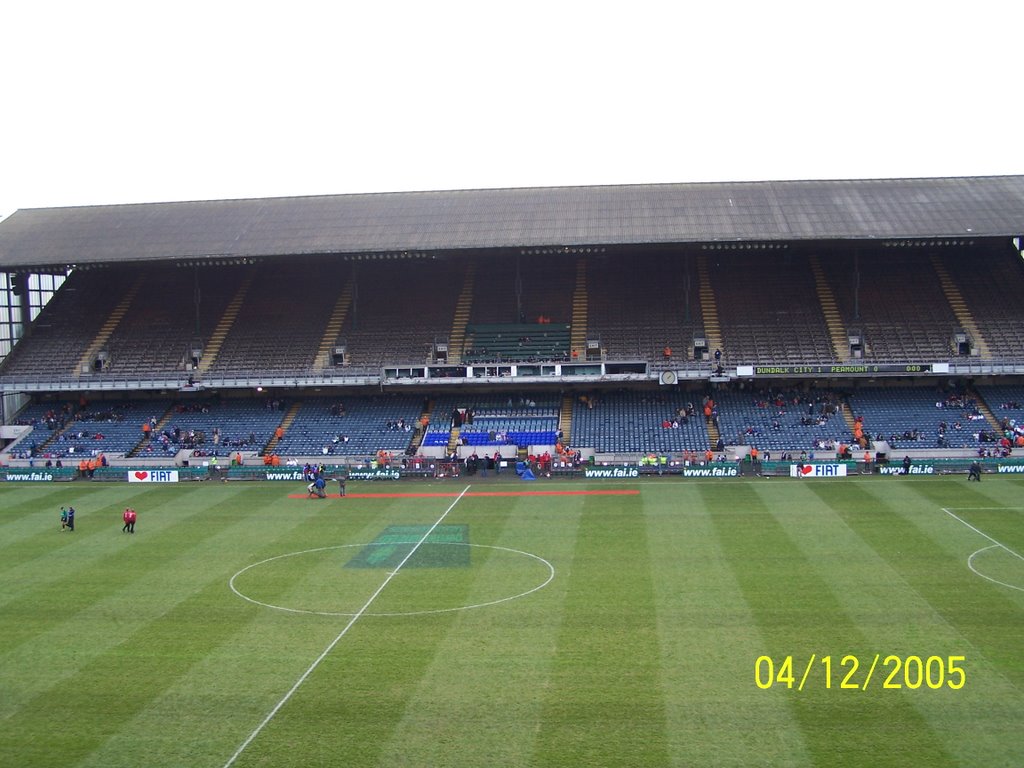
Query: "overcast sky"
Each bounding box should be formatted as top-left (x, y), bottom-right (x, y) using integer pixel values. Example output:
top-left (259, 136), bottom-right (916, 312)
top-left (2, 1), bottom-right (1022, 221)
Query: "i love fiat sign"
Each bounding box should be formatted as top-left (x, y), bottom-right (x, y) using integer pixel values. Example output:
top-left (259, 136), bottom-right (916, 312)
top-left (127, 469), bottom-right (180, 483)
top-left (789, 463), bottom-right (848, 478)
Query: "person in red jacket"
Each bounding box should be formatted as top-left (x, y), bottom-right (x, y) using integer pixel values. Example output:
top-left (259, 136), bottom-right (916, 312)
top-left (122, 507), bottom-right (132, 533)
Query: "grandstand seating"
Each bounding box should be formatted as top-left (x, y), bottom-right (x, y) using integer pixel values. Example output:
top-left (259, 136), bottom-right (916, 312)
top-left (424, 394), bottom-right (561, 447)
top-left (135, 398), bottom-right (288, 457)
top-left (17, 398), bottom-right (173, 459)
top-left (819, 251), bottom-right (959, 362)
top-left (4, 383), bottom-right (1021, 461)
top-left (468, 254), bottom-right (575, 326)
top-left (713, 387), bottom-right (849, 452)
top-left (99, 265), bottom-right (239, 376)
top-left (847, 387), bottom-right (985, 449)
top-left (206, 262), bottom-right (340, 375)
top-left (0, 269), bottom-right (136, 379)
top-left (272, 395), bottom-right (423, 457)
top-left (4, 249), bottom-right (1024, 386)
top-left (570, 391), bottom-right (710, 453)
top-left (940, 245), bottom-right (1024, 360)
top-left (586, 252), bottom-right (702, 361)
top-left (977, 384), bottom-right (1024, 427)
top-left (4, 246), bottom-right (1024, 467)
top-left (339, 259), bottom-right (464, 368)
top-left (709, 251), bottom-right (835, 365)
top-left (462, 324), bottom-right (570, 363)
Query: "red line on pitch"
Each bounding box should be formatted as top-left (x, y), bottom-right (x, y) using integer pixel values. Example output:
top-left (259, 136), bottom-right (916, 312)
top-left (287, 489), bottom-right (639, 500)
top-left (467, 490), bottom-right (640, 497)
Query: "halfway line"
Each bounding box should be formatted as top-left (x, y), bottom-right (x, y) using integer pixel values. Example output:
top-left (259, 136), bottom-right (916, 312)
top-left (222, 484), bottom-right (472, 768)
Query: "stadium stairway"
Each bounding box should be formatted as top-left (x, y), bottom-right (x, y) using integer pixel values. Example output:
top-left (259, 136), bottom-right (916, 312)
top-left (313, 277), bottom-right (355, 370)
top-left (407, 400), bottom-right (434, 454)
top-left (930, 254), bottom-right (991, 359)
top-left (127, 405), bottom-right (177, 457)
top-left (706, 417), bottom-right (720, 450)
top-left (969, 388), bottom-right (1003, 433)
top-left (839, 401), bottom-right (866, 447)
top-left (558, 394), bottom-right (573, 445)
top-left (447, 263), bottom-right (476, 364)
top-left (570, 258), bottom-right (587, 358)
top-left (197, 271), bottom-right (255, 375)
top-left (696, 254), bottom-right (723, 361)
top-left (263, 401), bottom-right (302, 454)
top-left (810, 254), bottom-right (850, 362)
top-left (36, 419), bottom-right (73, 455)
top-left (446, 425), bottom-right (461, 453)
top-left (74, 276), bottom-right (145, 376)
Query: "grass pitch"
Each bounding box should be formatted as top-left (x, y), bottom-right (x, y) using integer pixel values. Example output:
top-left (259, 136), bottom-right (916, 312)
top-left (1, 475), bottom-right (1022, 767)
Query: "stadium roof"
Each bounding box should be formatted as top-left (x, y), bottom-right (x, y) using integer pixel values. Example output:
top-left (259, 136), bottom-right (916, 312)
top-left (1, 176), bottom-right (1023, 268)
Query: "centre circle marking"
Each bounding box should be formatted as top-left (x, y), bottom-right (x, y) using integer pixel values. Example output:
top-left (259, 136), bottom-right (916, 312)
top-left (229, 542), bottom-right (555, 616)
top-left (967, 545), bottom-right (1024, 593)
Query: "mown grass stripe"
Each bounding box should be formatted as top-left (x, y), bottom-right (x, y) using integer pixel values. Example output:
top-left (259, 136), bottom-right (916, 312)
top-left (210, 491), bottom-right (496, 767)
top-left (367, 494), bottom-right (572, 767)
top-left (222, 486), bottom-right (472, 768)
top-left (533, 491), bottom-right (671, 767)
top-left (0, 577), bottom-right (254, 768)
top-left (644, 483), bottom-right (813, 766)
top-left (1, 478), bottom-right (1020, 767)
top-left (0, 485), bottom-right (321, 728)
top-left (814, 480), bottom-right (1024, 688)
top-left (776, 480), bottom-right (1024, 767)
top-left (0, 483), bottom-right (233, 606)
top-left (707, 483), bottom-right (958, 768)
top-left (0, 484), bottom-right (167, 576)
top-left (0, 485), bottom-right (275, 661)
top-left (912, 476), bottom-right (1024, 560)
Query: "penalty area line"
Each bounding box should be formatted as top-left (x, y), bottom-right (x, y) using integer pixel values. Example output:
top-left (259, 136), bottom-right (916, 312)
top-left (941, 507), bottom-right (1024, 564)
top-left (222, 484), bottom-right (472, 768)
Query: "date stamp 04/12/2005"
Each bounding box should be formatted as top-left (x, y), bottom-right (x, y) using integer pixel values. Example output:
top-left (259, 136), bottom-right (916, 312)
top-left (755, 655), bottom-right (966, 692)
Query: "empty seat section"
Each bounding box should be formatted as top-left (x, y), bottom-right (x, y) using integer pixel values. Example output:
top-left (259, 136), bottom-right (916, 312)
top-left (274, 395), bottom-right (422, 457)
top-left (848, 387), bottom-right (983, 449)
top-left (713, 388), bottom-right (849, 451)
top-left (570, 391), bottom-right (710, 453)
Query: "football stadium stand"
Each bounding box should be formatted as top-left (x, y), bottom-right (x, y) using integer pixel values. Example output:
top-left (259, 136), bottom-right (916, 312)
top-left (1, 176), bottom-right (1024, 469)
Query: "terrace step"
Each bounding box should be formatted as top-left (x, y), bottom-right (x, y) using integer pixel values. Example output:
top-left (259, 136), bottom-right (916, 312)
top-left (930, 254), bottom-right (991, 359)
top-left (74, 276), bottom-right (145, 376)
top-left (197, 271), bottom-right (255, 374)
top-left (313, 277), bottom-right (355, 370)
top-left (570, 258), bottom-right (588, 356)
top-left (264, 401), bottom-right (302, 454)
top-left (696, 254), bottom-right (723, 361)
top-left (448, 262), bottom-right (477, 364)
top-left (809, 254), bottom-right (849, 362)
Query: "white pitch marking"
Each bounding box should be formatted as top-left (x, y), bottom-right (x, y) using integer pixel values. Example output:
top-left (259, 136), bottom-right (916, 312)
top-left (945, 507), bottom-right (1024, 511)
top-left (230, 542), bottom-right (554, 617)
top-left (942, 507), bottom-right (1024, 594)
top-left (222, 485), bottom-right (472, 768)
top-left (967, 545), bottom-right (1024, 593)
top-left (941, 507), bottom-right (1024, 564)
